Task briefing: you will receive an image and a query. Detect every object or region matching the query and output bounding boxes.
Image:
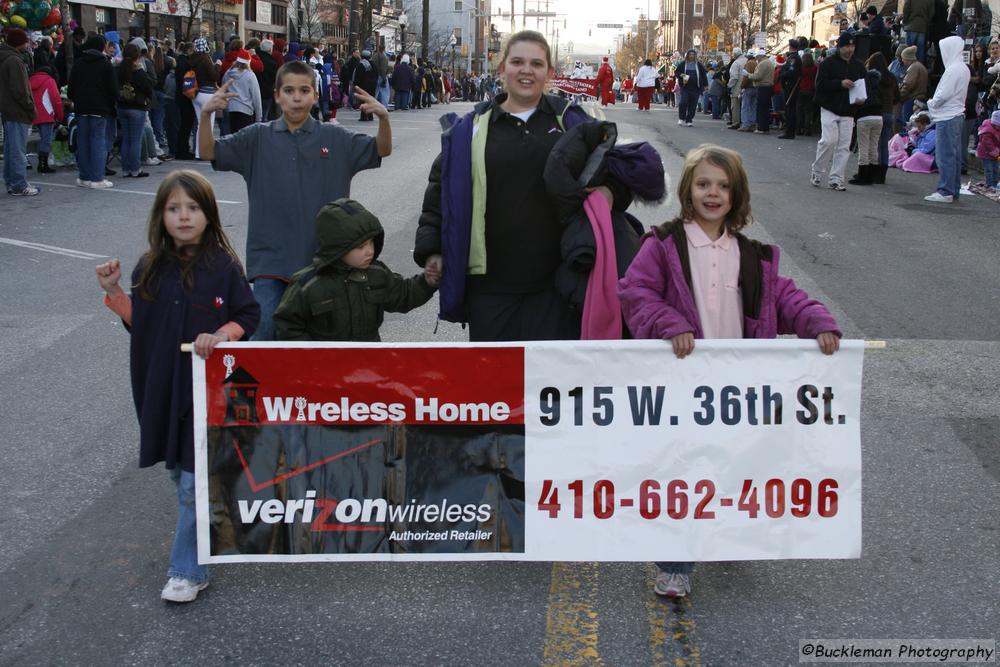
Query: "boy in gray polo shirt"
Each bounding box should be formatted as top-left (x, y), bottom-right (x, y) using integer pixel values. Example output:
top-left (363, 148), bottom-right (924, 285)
top-left (198, 60), bottom-right (392, 340)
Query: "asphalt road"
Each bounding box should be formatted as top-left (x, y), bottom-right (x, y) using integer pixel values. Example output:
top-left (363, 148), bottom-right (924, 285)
top-left (1, 101), bottom-right (997, 666)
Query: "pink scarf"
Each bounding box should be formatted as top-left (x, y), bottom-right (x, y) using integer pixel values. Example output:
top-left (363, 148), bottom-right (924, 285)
top-left (580, 191), bottom-right (622, 340)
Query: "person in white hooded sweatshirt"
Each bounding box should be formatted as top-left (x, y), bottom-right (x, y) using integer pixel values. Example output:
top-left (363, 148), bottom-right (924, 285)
top-left (924, 35), bottom-right (971, 203)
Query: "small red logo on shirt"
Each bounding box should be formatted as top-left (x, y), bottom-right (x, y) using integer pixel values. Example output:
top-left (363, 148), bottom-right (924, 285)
top-left (214, 297), bottom-right (224, 309)
top-left (320, 147), bottom-right (330, 157)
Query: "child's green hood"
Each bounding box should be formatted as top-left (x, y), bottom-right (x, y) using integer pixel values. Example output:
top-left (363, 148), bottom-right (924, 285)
top-left (312, 198), bottom-right (385, 269)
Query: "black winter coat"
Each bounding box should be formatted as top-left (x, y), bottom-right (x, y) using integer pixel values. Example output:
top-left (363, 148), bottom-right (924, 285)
top-left (67, 49), bottom-right (118, 116)
top-left (128, 249), bottom-right (259, 472)
top-left (814, 53), bottom-right (866, 116)
top-left (543, 122), bottom-right (645, 313)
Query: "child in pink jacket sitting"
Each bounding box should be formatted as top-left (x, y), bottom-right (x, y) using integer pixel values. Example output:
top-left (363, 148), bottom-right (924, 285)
top-left (975, 110), bottom-right (1000, 190)
top-left (617, 143), bottom-right (841, 600)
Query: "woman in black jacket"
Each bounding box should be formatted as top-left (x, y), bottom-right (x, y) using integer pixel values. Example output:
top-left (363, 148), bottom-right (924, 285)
top-left (117, 43), bottom-right (155, 177)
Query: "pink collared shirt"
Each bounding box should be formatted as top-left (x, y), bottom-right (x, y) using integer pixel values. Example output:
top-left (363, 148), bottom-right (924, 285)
top-left (684, 221), bottom-right (743, 339)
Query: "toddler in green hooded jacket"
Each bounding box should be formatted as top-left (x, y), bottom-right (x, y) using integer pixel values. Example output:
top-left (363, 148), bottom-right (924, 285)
top-left (274, 199), bottom-right (440, 341)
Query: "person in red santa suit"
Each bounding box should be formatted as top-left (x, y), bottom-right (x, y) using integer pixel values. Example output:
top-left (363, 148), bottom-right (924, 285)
top-left (596, 56), bottom-right (616, 106)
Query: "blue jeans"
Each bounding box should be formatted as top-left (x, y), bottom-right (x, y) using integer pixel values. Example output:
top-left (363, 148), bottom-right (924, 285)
top-left (707, 94), bottom-right (721, 118)
top-left (741, 88), bottom-right (757, 128)
top-left (878, 112), bottom-right (894, 166)
top-left (163, 97), bottom-right (180, 156)
top-left (2, 118), bottom-right (30, 192)
top-left (37, 122), bottom-right (54, 153)
top-left (168, 468), bottom-right (208, 584)
top-left (394, 89), bottom-right (410, 110)
top-left (376, 76), bottom-right (391, 106)
top-left (678, 89), bottom-right (698, 122)
top-left (250, 278), bottom-right (287, 341)
top-left (118, 108), bottom-right (147, 175)
top-left (151, 91), bottom-right (169, 145)
top-left (984, 160), bottom-right (999, 188)
top-left (906, 31), bottom-right (927, 64)
top-left (75, 115), bottom-right (107, 182)
top-left (656, 562), bottom-right (695, 575)
top-left (934, 115), bottom-right (963, 199)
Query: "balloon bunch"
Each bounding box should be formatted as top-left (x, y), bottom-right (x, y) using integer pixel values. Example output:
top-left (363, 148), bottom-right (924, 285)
top-left (1, 0), bottom-right (61, 34)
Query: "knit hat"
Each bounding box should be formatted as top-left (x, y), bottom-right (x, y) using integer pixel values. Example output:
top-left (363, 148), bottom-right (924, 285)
top-left (732, 47), bottom-right (742, 56)
top-left (837, 32), bottom-right (855, 48)
top-left (193, 37), bottom-right (210, 53)
top-left (235, 48), bottom-right (252, 65)
top-left (129, 36), bottom-right (148, 52)
top-left (992, 110), bottom-right (1000, 126)
top-left (4, 28), bottom-right (28, 48)
top-left (900, 45), bottom-right (917, 60)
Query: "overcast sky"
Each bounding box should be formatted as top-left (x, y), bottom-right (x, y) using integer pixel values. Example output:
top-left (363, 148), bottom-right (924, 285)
top-left (494, 0), bottom-right (654, 57)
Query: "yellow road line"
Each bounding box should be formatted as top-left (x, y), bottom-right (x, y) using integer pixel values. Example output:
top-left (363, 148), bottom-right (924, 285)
top-left (645, 564), bottom-right (703, 667)
top-left (542, 562), bottom-right (604, 666)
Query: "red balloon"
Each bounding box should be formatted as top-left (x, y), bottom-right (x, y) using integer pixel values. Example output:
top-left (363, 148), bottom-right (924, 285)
top-left (41, 5), bottom-right (60, 27)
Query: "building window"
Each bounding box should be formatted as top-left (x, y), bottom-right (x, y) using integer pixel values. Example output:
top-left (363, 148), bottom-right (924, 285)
top-left (693, 0), bottom-right (703, 16)
top-left (455, 1), bottom-right (462, 10)
top-left (245, 0), bottom-right (255, 21)
top-left (718, 0), bottom-right (726, 16)
top-left (322, 21), bottom-right (334, 35)
top-left (271, 3), bottom-right (286, 26)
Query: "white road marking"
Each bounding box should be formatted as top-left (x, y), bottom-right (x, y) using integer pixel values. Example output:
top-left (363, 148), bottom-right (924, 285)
top-left (42, 182), bottom-right (242, 204)
top-left (0, 237), bottom-right (109, 260)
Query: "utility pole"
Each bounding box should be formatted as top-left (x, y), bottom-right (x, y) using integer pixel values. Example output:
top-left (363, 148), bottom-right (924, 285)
top-left (511, 0), bottom-right (515, 32)
top-left (422, 0), bottom-right (430, 59)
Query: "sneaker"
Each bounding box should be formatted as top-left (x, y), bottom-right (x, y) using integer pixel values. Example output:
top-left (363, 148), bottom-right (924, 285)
top-left (829, 182), bottom-right (847, 191)
top-left (810, 174), bottom-right (822, 187)
top-left (654, 572), bottom-right (691, 598)
top-left (159, 154), bottom-right (175, 162)
top-left (105, 167), bottom-right (117, 176)
top-left (160, 577), bottom-right (209, 603)
top-left (924, 192), bottom-right (953, 203)
top-left (143, 157), bottom-right (162, 166)
top-left (90, 179), bottom-right (114, 189)
top-left (76, 178), bottom-right (92, 188)
top-left (685, 122), bottom-right (693, 127)
top-left (9, 185), bottom-right (40, 196)
top-left (959, 186), bottom-right (973, 196)
top-left (678, 119), bottom-right (685, 126)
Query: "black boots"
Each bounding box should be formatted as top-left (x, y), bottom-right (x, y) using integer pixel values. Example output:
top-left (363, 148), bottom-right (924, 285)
top-left (848, 164), bottom-right (875, 186)
top-left (37, 152), bottom-right (56, 174)
top-left (872, 164), bottom-right (887, 184)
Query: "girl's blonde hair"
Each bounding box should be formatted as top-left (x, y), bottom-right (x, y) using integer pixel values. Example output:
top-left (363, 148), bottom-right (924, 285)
top-left (673, 143), bottom-right (752, 233)
top-left (134, 169), bottom-right (240, 300)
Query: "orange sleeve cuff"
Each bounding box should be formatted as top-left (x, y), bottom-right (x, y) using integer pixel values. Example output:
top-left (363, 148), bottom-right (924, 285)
top-left (103, 292), bottom-right (133, 326)
top-left (218, 322), bottom-right (245, 341)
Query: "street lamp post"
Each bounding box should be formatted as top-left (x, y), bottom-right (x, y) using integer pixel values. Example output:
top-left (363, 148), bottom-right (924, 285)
top-left (399, 11), bottom-right (408, 59)
top-left (450, 32), bottom-right (457, 78)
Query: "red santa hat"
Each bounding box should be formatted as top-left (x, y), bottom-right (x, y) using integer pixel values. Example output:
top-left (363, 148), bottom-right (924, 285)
top-left (235, 49), bottom-right (252, 65)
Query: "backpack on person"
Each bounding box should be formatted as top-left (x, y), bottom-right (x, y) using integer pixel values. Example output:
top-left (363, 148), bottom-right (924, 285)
top-left (181, 69), bottom-right (198, 99)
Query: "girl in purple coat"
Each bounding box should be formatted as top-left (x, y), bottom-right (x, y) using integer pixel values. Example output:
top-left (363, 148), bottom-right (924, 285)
top-left (95, 170), bottom-right (259, 603)
top-left (617, 144), bottom-right (841, 599)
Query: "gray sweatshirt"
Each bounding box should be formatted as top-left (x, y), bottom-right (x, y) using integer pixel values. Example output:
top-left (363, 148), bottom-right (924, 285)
top-left (222, 67), bottom-right (262, 120)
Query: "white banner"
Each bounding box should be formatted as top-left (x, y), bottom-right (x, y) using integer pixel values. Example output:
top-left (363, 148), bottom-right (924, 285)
top-left (523, 340), bottom-right (863, 561)
top-left (193, 340), bottom-right (864, 562)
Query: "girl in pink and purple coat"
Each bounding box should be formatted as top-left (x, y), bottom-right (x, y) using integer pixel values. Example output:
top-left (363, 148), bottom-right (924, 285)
top-left (95, 170), bottom-right (259, 603)
top-left (617, 144), bottom-right (841, 599)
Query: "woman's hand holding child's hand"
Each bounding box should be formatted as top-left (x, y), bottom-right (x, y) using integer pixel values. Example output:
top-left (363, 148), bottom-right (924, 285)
top-left (670, 333), bottom-right (695, 359)
top-left (816, 331), bottom-right (840, 355)
top-left (96, 259), bottom-right (124, 297)
top-left (424, 254), bottom-right (442, 288)
top-left (193, 332), bottom-right (229, 360)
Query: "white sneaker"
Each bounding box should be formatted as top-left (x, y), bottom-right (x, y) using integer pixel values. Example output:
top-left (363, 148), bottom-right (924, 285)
top-left (685, 122), bottom-right (693, 127)
top-left (160, 576), bottom-right (209, 603)
top-left (76, 178), bottom-right (91, 188)
top-left (924, 192), bottom-right (954, 203)
top-left (959, 186), bottom-right (973, 196)
top-left (678, 119), bottom-right (684, 126)
top-left (654, 572), bottom-right (691, 598)
top-left (90, 179), bottom-right (114, 189)
top-left (810, 174), bottom-right (822, 187)
top-left (143, 157), bottom-right (162, 166)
